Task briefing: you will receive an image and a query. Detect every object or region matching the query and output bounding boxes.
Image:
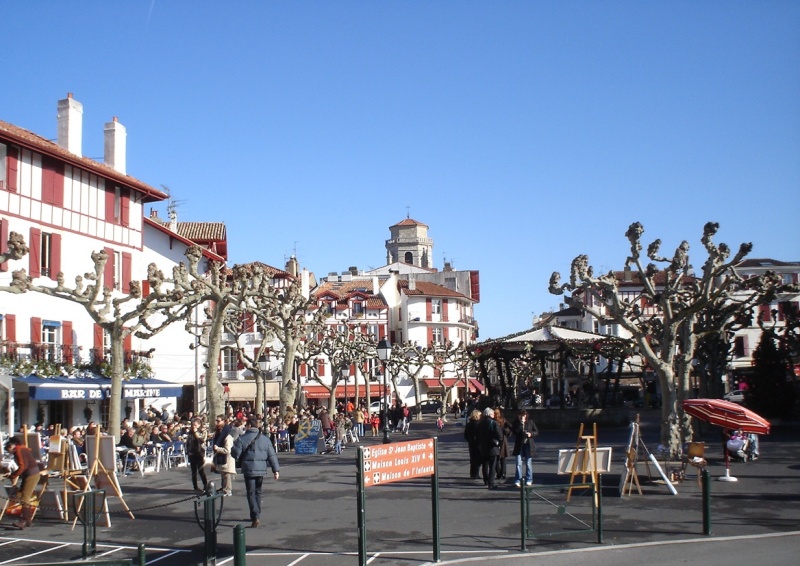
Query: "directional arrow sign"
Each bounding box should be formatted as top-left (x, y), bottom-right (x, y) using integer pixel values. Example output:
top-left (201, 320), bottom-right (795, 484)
top-left (361, 438), bottom-right (436, 488)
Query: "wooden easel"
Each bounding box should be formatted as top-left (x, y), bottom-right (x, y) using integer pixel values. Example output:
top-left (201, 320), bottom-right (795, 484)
top-left (71, 434), bottom-right (134, 529)
top-left (566, 423), bottom-right (599, 502)
top-left (619, 416), bottom-right (643, 496)
top-left (46, 426), bottom-right (89, 521)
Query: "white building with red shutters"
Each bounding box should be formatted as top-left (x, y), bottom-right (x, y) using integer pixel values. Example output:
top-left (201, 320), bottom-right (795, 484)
top-left (0, 94), bottom-right (221, 433)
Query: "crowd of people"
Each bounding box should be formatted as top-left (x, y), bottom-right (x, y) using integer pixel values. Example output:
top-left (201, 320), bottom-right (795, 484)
top-left (463, 407), bottom-right (539, 489)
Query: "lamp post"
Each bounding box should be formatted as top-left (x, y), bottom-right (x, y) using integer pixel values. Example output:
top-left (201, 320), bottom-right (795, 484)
top-left (342, 364), bottom-right (351, 416)
top-left (377, 339), bottom-right (391, 444)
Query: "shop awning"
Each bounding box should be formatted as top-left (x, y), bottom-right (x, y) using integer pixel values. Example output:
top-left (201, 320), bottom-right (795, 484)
top-left (13, 374), bottom-right (184, 401)
top-left (302, 384), bottom-right (390, 400)
top-left (421, 378), bottom-right (485, 393)
top-left (223, 380), bottom-right (280, 402)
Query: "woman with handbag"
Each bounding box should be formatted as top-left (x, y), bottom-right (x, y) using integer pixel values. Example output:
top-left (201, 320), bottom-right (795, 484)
top-left (186, 418), bottom-right (208, 493)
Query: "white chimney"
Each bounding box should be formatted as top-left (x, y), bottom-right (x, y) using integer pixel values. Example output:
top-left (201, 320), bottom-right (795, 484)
top-left (104, 117), bottom-right (127, 174)
top-left (57, 93), bottom-right (83, 156)
top-left (301, 268), bottom-right (310, 299)
top-left (372, 276), bottom-right (379, 295)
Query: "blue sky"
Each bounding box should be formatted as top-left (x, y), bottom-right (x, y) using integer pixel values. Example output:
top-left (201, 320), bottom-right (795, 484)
top-left (3, 1), bottom-right (799, 340)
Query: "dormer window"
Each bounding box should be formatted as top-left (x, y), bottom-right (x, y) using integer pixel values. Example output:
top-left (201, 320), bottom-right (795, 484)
top-left (352, 302), bottom-right (364, 316)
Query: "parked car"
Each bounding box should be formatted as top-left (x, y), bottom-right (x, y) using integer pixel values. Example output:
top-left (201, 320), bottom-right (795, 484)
top-left (724, 390), bottom-right (746, 405)
top-left (415, 400), bottom-right (443, 415)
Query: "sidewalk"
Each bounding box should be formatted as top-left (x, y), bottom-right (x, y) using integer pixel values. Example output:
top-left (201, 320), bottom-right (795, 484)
top-left (2, 411), bottom-right (799, 565)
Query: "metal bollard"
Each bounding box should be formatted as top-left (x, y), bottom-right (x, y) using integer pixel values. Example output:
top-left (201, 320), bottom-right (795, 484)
top-left (702, 469), bottom-right (711, 535)
top-left (233, 524), bottom-right (247, 566)
top-left (138, 542), bottom-right (146, 566)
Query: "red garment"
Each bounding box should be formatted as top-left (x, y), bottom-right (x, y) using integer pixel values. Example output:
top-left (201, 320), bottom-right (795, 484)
top-left (10, 445), bottom-right (40, 480)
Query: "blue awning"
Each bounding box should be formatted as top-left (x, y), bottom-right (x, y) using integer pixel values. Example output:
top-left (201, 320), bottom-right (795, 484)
top-left (13, 374), bottom-right (183, 401)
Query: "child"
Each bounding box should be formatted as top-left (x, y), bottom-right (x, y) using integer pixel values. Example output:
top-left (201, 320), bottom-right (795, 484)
top-left (436, 417), bottom-right (444, 432)
top-left (371, 413), bottom-right (380, 436)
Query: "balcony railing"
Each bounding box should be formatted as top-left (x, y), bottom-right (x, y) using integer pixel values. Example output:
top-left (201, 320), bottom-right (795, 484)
top-left (0, 341), bottom-right (153, 374)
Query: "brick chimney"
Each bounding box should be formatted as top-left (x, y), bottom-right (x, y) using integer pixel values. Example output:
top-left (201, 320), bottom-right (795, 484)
top-left (104, 116), bottom-right (127, 174)
top-left (57, 93), bottom-right (83, 156)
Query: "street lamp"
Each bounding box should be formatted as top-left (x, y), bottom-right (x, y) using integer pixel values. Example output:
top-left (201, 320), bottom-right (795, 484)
top-left (342, 364), bottom-right (351, 416)
top-left (377, 339), bottom-right (391, 444)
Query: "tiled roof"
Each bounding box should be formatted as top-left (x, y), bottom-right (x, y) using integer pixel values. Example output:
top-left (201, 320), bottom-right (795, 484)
top-left (313, 280), bottom-right (387, 309)
top-left (236, 261), bottom-right (292, 279)
top-left (143, 217), bottom-right (225, 262)
top-left (611, 270), bottom-right (695, 287)
top-left (399, 279), bottom-right (472, 300)
top-left (173, 221), bottom-right (226, 242)
top-left (735, 258), bottom-right (800, 268)
top-left (0, 119), bottom-right (168, 202)
top-left (391, 217), bottom-right (428, 228)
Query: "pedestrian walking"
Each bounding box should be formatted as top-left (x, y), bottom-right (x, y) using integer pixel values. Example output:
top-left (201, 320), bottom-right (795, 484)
top-left (512, 410), bottom-right (538, 487)
top-left (4, 437), bottom-right (41, 529)
top-left (231, 416), bottom-right (280, 528)
top-left (476, 407), bottom-right (503, 490)
top-left (463, 409), bottom-right (482, 480)
top-left (212, 415), bottom-right (235, 496)
top-left (186, 418), bottom-right (208, 493)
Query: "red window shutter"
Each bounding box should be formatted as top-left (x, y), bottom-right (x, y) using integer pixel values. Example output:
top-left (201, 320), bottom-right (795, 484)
top-left (105, 188), bottom-right (116, 222)
top-left (317, 360), bottom-right (326, 377)
top-left (759, 304), bottom-right (771, 322)
top-left (120, 189), bottom-right (130, 227)
top-left (31, 317), bottom-right (42, 344)
top-left (103, 247), bottom-right (114, 290)
top-left (442, 299), bottom-right (448, 322)
top-left (443, 327), bottom-right (449, 341)
top-left (29, 228), bottom-right (41, 278)
top-left (122, 252), bottom-right (132, 293)
top-left (62, 320), bottom-right (73, 363)
top-left (378, 325), bottom-right (386, 340)
top-left (300, 363), bottom-right (307, 378)
top-left (0, 218), bottom-right (8, 272)
top-left (141, 279), bottom-right (150, 296)
top-left (426, 299), bottom-right (432, 321)
top-left (427, 327), bottom-right (433, 346)
top-left (41, 158), bottom-right (64, 206)
top-left (6, 146), bottom-right (19, 192)
top-left (124, 332), bottom-right (132, 354)
top-left (50, 233), bottom-right (61, 279)
top-left (5, 314), bottom-right (16, 341)
top-left (93, 323), bottom-right (104, 360)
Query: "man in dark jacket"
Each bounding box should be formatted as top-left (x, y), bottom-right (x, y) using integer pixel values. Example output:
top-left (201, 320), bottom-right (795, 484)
top-left (476, 407), bottom-right (503, 490)
top-left (231, 416), bottom-right (280, 528)
top-left (511, 410), bottom-right (539, 487)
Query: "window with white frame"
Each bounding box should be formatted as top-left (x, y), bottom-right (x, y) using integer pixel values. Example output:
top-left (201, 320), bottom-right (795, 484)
top-left (40, 232), bottom-right (53, 277)
top-left (431, 299), bottom-right (442, 315)
top-left (432, 327), bottom-right (443, 344)
top-left (222, 349), bottom-right (238, 372)
top-left (352, 302), bottom-right (364, 316)
top-left (113, 251), bottom-right (123, 291)
top-left (367, 324), bottom-right (378, 338)
top-left (42, 320), bottom-right (60, 362)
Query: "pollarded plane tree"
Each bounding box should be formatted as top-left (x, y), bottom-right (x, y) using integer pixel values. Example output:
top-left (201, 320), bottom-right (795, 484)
top-left (9, 248), bottom-right (202, 441)
top-left (389, 340), bottom-right (436, 419)
top-left (549, 221), bottom-right (784, 455)
top-left (0, 229), bottom-right (29, 276)
top-left (431, 341), bottom-right (473, 421)
top-left (306, 325), bottom-right (370, 415)
top-left (222, 265), bottom-right (326, 416)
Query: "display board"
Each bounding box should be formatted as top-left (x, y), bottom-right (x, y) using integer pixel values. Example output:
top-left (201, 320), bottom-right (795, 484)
top-left (85, 435), bottom-right (117, 472)
top-left (557, 447), bottom-right (613, 474)
top-left (294, 419), bottom-right (323, 455)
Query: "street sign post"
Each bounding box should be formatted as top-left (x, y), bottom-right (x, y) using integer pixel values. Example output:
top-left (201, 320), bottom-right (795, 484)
top-left (357, 438), bottom-right (439, 565)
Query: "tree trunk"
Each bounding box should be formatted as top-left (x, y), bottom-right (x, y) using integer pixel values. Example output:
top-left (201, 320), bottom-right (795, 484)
top-left (107, 326), bottom-right (126, 442)
top-left (205, 313), bottom-right (225, 419)
top-left (280, 339), bottom-right (298, 415)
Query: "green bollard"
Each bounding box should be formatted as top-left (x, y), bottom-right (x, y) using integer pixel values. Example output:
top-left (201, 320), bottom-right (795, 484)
top-left (702, 469), bottom-right (711, 535)
top-left (233, 524), bottom-right (246, 566)
top-left (138, 543), bottom-right (146, 566)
